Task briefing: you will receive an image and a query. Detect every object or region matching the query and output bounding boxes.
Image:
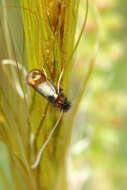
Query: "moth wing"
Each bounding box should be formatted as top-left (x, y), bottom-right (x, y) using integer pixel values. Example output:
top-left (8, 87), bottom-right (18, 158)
top-left (37, 81), bottom-right (58, 99)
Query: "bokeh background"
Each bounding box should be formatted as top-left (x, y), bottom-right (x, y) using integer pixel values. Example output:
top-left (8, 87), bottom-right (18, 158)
top-left (68, 0), bottom-right (127, 189)
top-left (0, 0), bottom-right (127, 190)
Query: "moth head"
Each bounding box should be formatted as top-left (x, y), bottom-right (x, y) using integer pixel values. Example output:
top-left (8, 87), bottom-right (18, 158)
top-left (56, 96), bottom-right (71, 112)
top-left (26, 69), bottom-right (46, 86)
top-left (60, 98), bottom-right (71, 112)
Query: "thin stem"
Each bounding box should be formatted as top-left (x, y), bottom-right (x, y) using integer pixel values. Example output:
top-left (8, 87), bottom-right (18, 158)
top-left (72, 57), bottom-right (95, 117)
top-left (1, 0), bottom-right (13, 58)
top-left (65, 0), bottom-right (89, 69)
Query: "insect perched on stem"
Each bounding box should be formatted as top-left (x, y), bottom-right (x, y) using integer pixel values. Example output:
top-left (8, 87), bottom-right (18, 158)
top-left (0, 1), bottom-right (88, 169)
top-left (26, 69), bottom-right (71, 112)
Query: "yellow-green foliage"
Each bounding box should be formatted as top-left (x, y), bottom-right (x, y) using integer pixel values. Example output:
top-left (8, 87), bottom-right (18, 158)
top-left (0, 0), bottom-right (89, 189)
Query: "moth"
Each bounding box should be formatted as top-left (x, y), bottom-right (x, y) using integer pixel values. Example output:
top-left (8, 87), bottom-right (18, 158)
top-left (26, 69), bottom-right (71, 112)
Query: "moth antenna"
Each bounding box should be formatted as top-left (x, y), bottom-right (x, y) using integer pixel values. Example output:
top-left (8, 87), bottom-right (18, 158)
top-left (57, 68), bottom-right (64, 94)
top-left (31, 111), bottom-right (63, 169)
top-left (1, 60), bottom-right (28, 104)
top-left (41, 67), bottom-right (48, 78)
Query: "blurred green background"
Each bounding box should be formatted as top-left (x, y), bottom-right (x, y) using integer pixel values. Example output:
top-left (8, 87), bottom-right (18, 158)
top-left (0, 0), bottom-right (127, 189)
top-left (69, 0), bottom-right (127, 189)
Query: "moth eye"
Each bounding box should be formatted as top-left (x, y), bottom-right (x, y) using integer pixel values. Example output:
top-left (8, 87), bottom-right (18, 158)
top-left (32, 73), bottom-right (41, 81)
top-left (32, 74), bottom-right (37, 79)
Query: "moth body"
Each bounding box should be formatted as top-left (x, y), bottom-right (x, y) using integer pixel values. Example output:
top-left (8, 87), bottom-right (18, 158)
top-left (26, 69), bottom-right (71, 112)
